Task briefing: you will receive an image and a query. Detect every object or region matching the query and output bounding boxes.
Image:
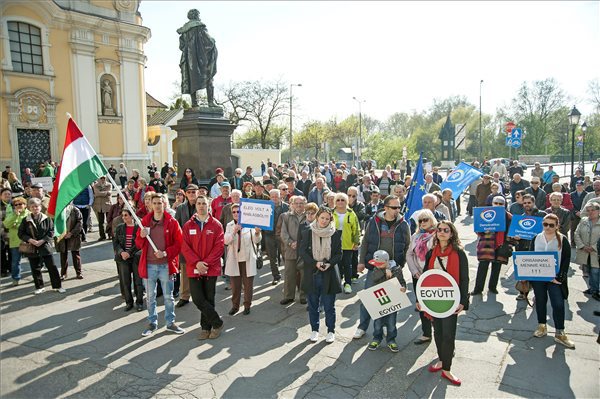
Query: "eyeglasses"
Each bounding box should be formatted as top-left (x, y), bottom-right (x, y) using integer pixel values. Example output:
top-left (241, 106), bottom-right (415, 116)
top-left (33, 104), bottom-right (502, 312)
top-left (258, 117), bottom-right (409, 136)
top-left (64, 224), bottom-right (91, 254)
top-left (531, 182), bottom-right (539, 184)
top-left (492, 202), bottom-right (504, 206)
top-left (386, 206), bottom-right (401, 210)
top-left (437, 227), bottom-right (451, 233)
top-left (280, 188), bottom-right (288, 191)
top-left (348, 194), bottom-right (356, 198)
top-left (236, 172), bottom-right (241, 175)
top-left (177, 193), bottom-right (185, 196)
top-left (306, 211), bottom-right (316, 215)
top-left (523, 202), bottom-right (533, 206)
top-left (542, 222), bottom-right (556, 228)
top-left (13, 203), bottom-right (26, 207)
top-left (418, 219), bottom-right (430, 223)
top-left (232, 211), bottom-right (239, 214)
top-left (336, 199), bottom-right (346, 202)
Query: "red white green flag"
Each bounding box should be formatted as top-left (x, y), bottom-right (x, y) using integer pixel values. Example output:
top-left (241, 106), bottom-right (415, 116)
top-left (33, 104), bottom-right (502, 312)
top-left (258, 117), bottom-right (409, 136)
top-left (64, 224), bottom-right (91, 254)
top-left (48, 116), bottom-right (107, 238)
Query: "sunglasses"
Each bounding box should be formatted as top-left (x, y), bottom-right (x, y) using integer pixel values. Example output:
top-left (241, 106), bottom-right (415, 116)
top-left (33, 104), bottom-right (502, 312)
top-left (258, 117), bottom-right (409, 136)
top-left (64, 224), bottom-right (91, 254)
top-left (232, 211), bottom-right (239, 214)
top-left (437, 227), bottom-right (451, 233)
top-left (177, 193), bottom-right (185, 196)
top-left (386, 206), bottom-right (401, 210)
top-left (542, 222), bottom-right (556, 228)
top-left (336, 199), bottom-right (346, 202)
top-left (281, 188), bottom-right (288, 191)
top-left (531, 182), bottom-right (539, 184)
top-left (418, 219), bottom-right (430, 223)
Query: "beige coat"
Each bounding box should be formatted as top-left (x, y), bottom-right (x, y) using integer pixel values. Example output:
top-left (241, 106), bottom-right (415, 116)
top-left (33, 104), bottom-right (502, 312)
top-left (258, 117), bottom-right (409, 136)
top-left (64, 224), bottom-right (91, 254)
top-left (279, 211), bottom-right (306, 260)
top-left (574, 217), bottom-right (600, 268)
top-left (92, 181), bottom-right (113, 213)
top-left (224, 221), bottom-right (262, 277)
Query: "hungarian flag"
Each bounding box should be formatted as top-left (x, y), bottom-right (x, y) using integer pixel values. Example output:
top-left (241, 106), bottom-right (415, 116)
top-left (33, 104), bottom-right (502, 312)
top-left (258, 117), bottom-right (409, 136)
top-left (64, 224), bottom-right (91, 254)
top-left (48, 116), bottom-right (107, 238)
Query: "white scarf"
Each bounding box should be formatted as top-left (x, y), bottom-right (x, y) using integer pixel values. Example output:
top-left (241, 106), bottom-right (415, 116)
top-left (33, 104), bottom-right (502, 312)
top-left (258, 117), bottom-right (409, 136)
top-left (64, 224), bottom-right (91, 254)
top-left (310, 221), bottom-right (336, 262)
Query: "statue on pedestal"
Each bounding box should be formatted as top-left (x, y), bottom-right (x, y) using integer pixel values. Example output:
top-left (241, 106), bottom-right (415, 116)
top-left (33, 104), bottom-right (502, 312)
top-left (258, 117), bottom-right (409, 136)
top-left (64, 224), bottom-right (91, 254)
top-left (177, 9), bottom-right (218, 108)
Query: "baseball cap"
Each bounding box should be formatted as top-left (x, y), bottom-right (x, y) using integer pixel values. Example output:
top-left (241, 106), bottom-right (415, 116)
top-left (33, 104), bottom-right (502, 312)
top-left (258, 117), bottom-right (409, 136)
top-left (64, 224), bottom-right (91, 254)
top-left (30, 183), bottom-right (43, 189)
top-left (576, 180), bottom-right (583, 186)
top-left (185, 184), bottom-right (199, 191)
top-left (220, 181), bottom-right (231, 187)
top-left (215, 167), bottom-right (224, 174)
top-left (368, 250), bottom-right (389, 267)
top-left (492, 196), bottom-right (506, 204)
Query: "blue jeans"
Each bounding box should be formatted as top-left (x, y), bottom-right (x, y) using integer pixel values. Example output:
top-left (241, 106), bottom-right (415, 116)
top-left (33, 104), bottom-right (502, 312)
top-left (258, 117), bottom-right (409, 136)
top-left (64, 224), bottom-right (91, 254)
top-left (373, 312), bottom-right (397, 344)
top-left (340, 250), bottom-right (353, 285)
top-left (144, 264), bottom-right (175, 326)
top-left (531, 281), bottom-right (565, 330)
top-left (307, 272), bottom-right (336, 333)
top-left (10, 247), bottom-right (22, 281)
top-left (589, 267), bottom-right (600, 294)
top-left (358, 270), bottom-right (374, 331)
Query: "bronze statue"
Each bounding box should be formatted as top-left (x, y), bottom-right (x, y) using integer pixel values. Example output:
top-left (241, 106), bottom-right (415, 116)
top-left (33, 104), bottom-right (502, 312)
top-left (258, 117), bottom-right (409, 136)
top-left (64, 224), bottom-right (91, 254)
top-left (177, 9), bottom-right (218, 107)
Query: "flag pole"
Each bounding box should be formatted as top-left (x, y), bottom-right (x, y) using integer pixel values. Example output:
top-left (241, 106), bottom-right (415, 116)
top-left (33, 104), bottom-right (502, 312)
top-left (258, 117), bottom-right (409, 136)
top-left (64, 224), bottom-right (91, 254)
top-left (103, 172), bottom-right (159, 252)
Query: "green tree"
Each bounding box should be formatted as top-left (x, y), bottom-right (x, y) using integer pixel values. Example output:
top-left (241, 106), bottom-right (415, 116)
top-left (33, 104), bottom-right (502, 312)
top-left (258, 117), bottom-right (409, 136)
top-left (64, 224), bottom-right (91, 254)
top-left (294, 121), bottom-right (328, 160)
top-left (234, 125), bottom-right (286, 149)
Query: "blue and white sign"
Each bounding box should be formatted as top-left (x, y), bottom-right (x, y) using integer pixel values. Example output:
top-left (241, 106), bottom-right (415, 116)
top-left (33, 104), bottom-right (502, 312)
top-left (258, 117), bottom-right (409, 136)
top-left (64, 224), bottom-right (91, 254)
top-left (513, 251), bottom-right (559, 282)
top-left (239, 198), bottom-right (275, 231)
top-left (511, 138), bottom-right (522, 148)
top-left (576, 141), bottom-right (583, 147)
top-left (511, 128), bottom-right (523, 139)
top-left (440, 162), bottom-right (484, 200)
top-left (505, 137), bottom-right (513, 146)
top-left (507, 214), bottom-right (543, 240)
top-left (473, 206), bottom-right (506, 233)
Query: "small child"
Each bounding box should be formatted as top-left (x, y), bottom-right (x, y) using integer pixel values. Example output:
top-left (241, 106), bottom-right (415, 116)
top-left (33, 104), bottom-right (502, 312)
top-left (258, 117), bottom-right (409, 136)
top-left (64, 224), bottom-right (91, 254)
top-left (367, 250), bottom-right (407, 353)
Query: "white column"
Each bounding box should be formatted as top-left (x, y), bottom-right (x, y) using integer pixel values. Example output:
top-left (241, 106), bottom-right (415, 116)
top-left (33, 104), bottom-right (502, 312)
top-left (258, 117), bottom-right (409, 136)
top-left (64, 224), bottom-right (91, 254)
top-left (69, 29), bottom-right (100, 152)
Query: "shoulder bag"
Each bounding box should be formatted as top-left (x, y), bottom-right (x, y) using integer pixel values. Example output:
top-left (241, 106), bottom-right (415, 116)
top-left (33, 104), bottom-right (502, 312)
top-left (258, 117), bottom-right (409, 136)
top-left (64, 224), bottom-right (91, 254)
top-left (19, 223), bottom-right (37, 256)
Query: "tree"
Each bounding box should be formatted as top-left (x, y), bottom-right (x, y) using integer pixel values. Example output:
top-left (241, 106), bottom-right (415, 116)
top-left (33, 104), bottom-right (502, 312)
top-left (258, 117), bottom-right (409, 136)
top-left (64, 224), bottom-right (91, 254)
top-left (588, 79), bottom-right (600, 112)
top-left (218, 80), bottom-right (289, 149)
top-left (169, 97), bottom-right (190, 110)
top-left (234, 125), bottom-right (286, 149)
top-left (294, 121), bottom-right (328, 160)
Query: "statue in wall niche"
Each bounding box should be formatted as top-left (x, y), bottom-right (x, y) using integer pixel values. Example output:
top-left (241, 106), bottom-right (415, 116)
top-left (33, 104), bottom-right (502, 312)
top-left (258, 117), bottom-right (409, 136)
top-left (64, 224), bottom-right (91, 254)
top-left (101, 79), bottom-right (115, 116)
top-left (177, 9), bottom-right (218, 108)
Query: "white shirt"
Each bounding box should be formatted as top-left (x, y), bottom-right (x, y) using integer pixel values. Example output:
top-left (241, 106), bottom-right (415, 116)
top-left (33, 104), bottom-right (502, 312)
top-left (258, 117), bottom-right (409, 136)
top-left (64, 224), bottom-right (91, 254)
top-left (534, 232), bottom-right (561, 264)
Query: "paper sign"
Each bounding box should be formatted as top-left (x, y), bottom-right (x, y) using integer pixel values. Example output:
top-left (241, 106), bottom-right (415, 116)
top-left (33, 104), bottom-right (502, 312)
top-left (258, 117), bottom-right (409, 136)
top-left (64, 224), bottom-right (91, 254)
top-left (358, 277), bottom-right (412, 320)
top-left (507, 214), bottom-right (543, 240)
top-left (31, 177), bottom-right (53, 192)
top-left (513, 251), bottom-right (559, 281)
top-left (473, 206), bottom-right (506, 233)
top-left (238, 198), bottom-right (275, 231)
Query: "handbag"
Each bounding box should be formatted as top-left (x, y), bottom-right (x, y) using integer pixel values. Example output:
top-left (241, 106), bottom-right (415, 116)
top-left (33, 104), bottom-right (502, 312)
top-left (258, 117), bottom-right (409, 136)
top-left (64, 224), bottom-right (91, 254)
top-left (250, 240), bottom-right (263, 270)
top-left (515, 280), bottom-right (533, 306)
top-left (19, 223), bottom-right (37, 255)
top-left (495, 242), bottom-right (513, 260)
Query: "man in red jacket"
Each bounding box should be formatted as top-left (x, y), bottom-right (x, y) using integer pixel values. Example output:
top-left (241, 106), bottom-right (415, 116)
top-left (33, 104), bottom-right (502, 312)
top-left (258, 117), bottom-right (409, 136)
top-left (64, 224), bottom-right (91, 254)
top-left (182, 195), bottom-right (225, 340)
top-left (136, 193), bottom-right (184, 337)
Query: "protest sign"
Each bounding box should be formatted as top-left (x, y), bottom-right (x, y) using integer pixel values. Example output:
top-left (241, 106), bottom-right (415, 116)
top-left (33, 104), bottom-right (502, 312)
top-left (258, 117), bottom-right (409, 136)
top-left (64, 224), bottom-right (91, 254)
top-left (507, 214), bottom-right (543, 240)
top-left (440, 162), bottom-right (484, 200)
top-left (473, 206), bottom-right (506, 233)
top-left (416, 269), bottom-right (461, 318)
top-left (238, 198), bottom-right (275, 231)
top-left (357, 278), bottom-right (412, 320)
top-left (513, 251), bottom-right (559, 282)
top-left (31, 177), bottom-right (53, 193)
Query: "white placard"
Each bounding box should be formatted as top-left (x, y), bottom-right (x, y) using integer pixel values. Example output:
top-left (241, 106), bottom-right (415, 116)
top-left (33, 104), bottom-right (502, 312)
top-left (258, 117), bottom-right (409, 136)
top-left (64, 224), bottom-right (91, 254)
top-left (357, 277), bottom-right (412, 320)
top-left (31, 177), bottom-right (53, 192)
top-left (238, 198), bottom-right (275, 231)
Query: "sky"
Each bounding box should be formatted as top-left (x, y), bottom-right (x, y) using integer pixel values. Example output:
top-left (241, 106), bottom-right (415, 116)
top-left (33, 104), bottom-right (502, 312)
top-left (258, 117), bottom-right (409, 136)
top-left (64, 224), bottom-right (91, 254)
top-left (140, 1), bottom-right (600, 128)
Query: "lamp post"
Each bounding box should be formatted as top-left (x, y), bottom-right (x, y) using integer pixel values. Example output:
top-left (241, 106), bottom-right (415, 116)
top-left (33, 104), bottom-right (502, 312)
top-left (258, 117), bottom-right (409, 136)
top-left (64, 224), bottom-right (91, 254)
top-left (352, 96), bottom-right (365, 166)
top-left (289, 83), bottom-right (302, 164)
top-left (568, 105), bottom-right (581, 181)
top-left (479, 79), bottom-right (483, 162)
top-left (581, 121), bottom-right (587, 172)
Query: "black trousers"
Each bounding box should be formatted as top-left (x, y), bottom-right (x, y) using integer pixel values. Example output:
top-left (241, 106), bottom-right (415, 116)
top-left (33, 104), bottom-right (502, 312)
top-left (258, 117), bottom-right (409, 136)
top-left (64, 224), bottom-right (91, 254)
top-left (60, 250), bottom-right (82, 276)
top-left (351, 250), bottom-right (359, 279)
top-left (96, 211), bottom-right (107, 239)
top-left (119, 176), bottom-right (127, 189)
top-left (1, 239), bottom-right (10, 274)
top-left (264, 235), bottom-right (281, 279)
top-left (29, 255), bottom-right (61, 289)
top-left (116, 259), bottom-right (144, 305)
top-left (189, 276), bottom-right (223, 331)
top-left (79, 207), bottom-right (90, 241)
top-left (433, 314), bottom-right (458, 371)
top-left (473, 260), bottom-right (501, 292)
top-left (413, 277), bottom-right (432, 338)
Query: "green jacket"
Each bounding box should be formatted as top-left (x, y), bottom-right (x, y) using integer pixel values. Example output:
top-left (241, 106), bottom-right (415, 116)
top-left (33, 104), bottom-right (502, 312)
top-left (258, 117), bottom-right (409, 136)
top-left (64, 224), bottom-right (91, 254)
top-left (3, 209), bottom-right (30, 248)
top-left (333, 208), bottom-right (360, 250)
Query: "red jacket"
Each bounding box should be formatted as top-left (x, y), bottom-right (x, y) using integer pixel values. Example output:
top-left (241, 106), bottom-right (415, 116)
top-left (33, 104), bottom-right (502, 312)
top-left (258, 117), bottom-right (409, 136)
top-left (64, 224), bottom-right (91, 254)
top-left (135, 211), bottom-right (182, 278)
top-left (210, 195), bottom-right (232, 221)
top-left (133, 186), bottom-right (155, 209)
top-left (181, 214), bottom-right (224, 278)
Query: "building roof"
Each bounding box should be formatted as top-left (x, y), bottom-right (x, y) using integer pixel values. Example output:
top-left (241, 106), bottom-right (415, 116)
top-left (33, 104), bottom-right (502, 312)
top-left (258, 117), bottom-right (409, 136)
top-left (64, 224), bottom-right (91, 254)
top-left (338, 147), bottom-right (352, 154)
top-left (147, 108), bottom-right (183, 126)
top-left (146, 92), bottom-right (168, 110)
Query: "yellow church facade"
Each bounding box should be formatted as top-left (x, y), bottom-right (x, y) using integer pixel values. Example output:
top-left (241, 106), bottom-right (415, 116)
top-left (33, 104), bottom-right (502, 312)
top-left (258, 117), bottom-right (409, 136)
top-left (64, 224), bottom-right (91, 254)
top-left (1, 0), bottom-right (151, 178)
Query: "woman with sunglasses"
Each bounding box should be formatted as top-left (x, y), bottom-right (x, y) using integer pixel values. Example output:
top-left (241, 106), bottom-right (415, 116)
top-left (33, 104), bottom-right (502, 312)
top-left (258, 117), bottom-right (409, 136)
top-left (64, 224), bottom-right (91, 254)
top-left (472, 196), bottom-right (512, 296)
top-left (406, 209), bottom-right (437, 345)
top-left (299, 207), bottom-right (342, 343)
top-left (172, 189), bottom-right (186, 209)
top-left (332, 193), bottom-right (360, 294)
top-left (224, 203), bottom-right (262, 315)
top-left (529, 214), bottom-right (575, 349)
top-left (179, 168), bottom-right (199, 191)
top-left (421, 221), bottom-right (469, 386)
top-left (3, 197), bottom-right (29, 285)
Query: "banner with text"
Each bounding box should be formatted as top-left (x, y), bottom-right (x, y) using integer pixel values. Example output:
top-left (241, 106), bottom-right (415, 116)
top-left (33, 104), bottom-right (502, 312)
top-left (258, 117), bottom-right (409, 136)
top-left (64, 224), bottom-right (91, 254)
top-left (513, 251), bottom-right (559, 281)
top-left (473, 206), bottom-right (506, 233)
top-left (507, 214), bottom-right (543, 240)
top-left (357, 278), bottom-right (412, 320)
top-left (239, 198), bottom-right (275, 231)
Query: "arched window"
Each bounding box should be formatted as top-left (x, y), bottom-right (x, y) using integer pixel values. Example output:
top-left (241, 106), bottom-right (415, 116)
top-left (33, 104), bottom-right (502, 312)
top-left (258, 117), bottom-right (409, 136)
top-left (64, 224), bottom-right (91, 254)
top-left (8, 21), bottom-right (43, 75)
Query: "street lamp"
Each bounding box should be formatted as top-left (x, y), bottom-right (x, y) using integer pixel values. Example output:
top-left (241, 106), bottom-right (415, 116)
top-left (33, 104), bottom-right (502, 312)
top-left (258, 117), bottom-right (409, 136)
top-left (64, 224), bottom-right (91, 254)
top-left (289, 83), bottom-right (302, 164)
top-left (479, 79), bottom-right (483, 162)
top-left (352, 96), bottom-right (365, 167)
top-left (581, 121), bottom-right (588, 171)
top-left (568, 105), bottom-right (581, 181)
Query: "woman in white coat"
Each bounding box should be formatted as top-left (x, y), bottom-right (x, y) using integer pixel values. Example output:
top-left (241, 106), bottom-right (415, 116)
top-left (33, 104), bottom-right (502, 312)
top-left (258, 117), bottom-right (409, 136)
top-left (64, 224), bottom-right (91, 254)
top-left (224, 203), bottom-right (262, 315)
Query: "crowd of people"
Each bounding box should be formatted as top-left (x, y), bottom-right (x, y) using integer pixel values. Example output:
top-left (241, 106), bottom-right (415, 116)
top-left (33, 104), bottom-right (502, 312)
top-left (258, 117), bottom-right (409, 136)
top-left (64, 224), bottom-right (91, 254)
top-left (2, 156), bottom-right (600, 387)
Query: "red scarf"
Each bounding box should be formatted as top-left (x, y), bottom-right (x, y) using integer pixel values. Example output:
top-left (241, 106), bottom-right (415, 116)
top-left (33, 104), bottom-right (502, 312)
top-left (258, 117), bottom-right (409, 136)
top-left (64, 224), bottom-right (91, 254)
top-left (428, 244), bottom-right (460, 283)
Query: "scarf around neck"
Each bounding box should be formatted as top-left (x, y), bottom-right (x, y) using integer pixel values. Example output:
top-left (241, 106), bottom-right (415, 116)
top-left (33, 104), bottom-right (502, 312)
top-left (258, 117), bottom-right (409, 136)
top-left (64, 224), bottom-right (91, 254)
top-left (428, 243), bottom-right (460, 283)
top-left (310, 221), bottom-right (336, 262)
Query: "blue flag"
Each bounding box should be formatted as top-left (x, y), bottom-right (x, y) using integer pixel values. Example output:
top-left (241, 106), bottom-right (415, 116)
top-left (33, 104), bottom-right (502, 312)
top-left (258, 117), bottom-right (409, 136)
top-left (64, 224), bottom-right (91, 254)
top-left (441, 162), bottom-right (484, 200)
top-left (404, 153), bottom-right (426, 219)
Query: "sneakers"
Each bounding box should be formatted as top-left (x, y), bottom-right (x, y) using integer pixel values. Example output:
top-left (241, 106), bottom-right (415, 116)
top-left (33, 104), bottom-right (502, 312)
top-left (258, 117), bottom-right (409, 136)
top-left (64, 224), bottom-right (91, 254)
top-left (533, 323), bottom-right (547, 338)
top-left (367, 341), bottom-right (380, 351)
top-left (310, 331), bottom-right (319, 342)
top-left (555, 333), bottom-right (576, 349)
top-left (516, 293), bottom-right (527, 300)
top-left (209, 324), bottom-right (224, 339)
top-left (351, 277), bottom-right (358, 284)
top-left (280, 298), bottom-right (294, 305)
top-left (326, 332), bottom-right (335, 343)
top-left (166, 323), bottom-right (185, 334)
top-left (198, 330), bottom-right (211, 340)
top-left (12, 280), bottom-right (19, 286)
top-left (55, 288), bottom-right (66, 294)
top-left (353, 328), bottom-right (365, 339)
top-left (343, 283), bottom-right (352, 294)
top-left (41, 266), bottom-right (48, 272)
top-left (272, 276), bottom-right (281, 286)
top-left (34, 288), bottom-right (46, 295)
top-left (141, 324), bottom-right (158, 337)
top-left (388, 343), bottom-right (399, 353)
top-left (136, 303), bottom-right (144, 312)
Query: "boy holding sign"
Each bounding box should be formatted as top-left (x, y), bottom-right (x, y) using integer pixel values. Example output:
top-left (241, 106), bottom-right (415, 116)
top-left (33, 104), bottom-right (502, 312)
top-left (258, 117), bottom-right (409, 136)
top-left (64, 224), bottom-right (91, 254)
top-left (366, 250), bottom-right (407, 353)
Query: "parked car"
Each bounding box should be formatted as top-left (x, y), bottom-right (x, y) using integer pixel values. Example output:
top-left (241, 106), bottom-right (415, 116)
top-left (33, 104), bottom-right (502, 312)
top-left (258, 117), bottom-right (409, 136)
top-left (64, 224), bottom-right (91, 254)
top-left (489, 158), bottom-right (527, 171)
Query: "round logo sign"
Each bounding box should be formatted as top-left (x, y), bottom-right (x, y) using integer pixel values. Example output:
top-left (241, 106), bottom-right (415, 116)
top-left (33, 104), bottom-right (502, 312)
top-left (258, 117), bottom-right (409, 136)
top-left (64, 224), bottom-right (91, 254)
top-left (416, 269), bottom-right (461, 318)
top-left (481, 209), bottom-right (496, 222)
top-left (446, 169), bottom-right (464, 183)
top-left (518, 217), bottom-right (537, 230)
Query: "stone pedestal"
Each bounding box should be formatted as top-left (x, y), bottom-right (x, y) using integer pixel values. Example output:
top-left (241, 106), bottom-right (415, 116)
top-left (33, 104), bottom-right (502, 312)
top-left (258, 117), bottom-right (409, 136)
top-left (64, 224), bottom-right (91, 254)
top-left (173, 107), bottom-right (237, 183)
